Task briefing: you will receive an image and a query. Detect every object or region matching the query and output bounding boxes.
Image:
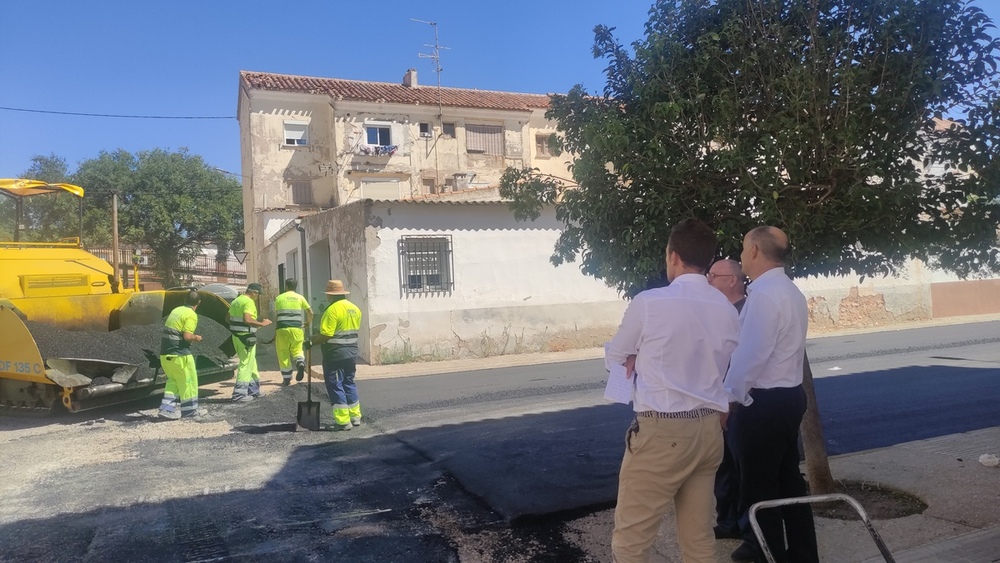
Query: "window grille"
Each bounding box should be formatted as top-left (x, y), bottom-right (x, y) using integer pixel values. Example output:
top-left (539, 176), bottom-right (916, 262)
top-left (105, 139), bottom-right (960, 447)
top-left (398, 236), bottom-right (453, 295)
top-left (466, 124), bottom-right (503, 156)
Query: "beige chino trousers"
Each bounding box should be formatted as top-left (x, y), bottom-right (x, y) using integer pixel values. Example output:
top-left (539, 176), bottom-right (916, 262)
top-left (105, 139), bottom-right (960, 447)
top-left (612, 413), bottom-right (724, 563)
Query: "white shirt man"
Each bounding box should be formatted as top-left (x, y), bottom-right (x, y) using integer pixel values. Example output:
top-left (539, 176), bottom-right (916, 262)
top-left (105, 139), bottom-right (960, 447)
top-left (606, 218), bottom-right (739, 563)
top-left (723, 226), bottom-right (818, 563)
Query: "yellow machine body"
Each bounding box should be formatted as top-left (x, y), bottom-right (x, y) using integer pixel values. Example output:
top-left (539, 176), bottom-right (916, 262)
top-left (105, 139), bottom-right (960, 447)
top-left (0, 179), bottom-right (236, 415)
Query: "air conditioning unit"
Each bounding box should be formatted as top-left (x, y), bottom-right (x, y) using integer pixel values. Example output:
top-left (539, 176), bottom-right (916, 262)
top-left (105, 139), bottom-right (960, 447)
top-left (420, 132), bottom-right (432, 138)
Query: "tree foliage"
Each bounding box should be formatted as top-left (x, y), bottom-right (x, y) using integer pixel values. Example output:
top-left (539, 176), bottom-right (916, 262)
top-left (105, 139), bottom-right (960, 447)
top-left (5, 148), bottom-right (243, 287)
top-left (501, 0), bottom-right (1000, 295)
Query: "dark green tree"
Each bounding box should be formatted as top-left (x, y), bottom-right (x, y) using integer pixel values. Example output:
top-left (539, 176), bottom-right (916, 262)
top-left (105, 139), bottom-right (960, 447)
top-left (501, 0), bottom-right (1000, 492)
top-left (502, 0), bottom-right (1000, 294)
top-left (116, 148), bottom-right (242, 287)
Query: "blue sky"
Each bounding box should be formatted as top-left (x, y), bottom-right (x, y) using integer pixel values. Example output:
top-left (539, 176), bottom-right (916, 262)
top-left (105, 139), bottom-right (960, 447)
top-left (2, 0), bottom-right (998, 180)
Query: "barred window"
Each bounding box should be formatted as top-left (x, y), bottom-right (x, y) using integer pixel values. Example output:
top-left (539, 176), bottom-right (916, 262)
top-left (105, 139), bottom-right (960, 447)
top-left (399, 236), bottom-right (453, 295)
top-left (466, 124), bottom-right (503, 156)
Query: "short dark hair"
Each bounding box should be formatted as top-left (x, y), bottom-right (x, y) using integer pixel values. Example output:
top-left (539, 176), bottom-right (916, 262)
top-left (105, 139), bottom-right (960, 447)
top-left (667, 219), bottom-right (717, 272)
top-left (748, 226), bottom-right (790, 263)
top-left (185, 290), bottom-right (202, 307)
top-left (284, 278), bottom-right (298, 291)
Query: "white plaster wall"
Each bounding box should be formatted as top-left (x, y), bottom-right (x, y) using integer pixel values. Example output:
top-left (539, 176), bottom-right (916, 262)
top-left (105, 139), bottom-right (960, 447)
top-left (365, 201), bottom-right (625, 361)
top-left (298, 203), bottom-right (372, 360)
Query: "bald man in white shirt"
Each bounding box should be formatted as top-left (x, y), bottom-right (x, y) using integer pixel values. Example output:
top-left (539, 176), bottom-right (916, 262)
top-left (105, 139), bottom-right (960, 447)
top-left (607, 219), bottom-right (740, 563)
top-left (725, 226), bottom-right (818, 563)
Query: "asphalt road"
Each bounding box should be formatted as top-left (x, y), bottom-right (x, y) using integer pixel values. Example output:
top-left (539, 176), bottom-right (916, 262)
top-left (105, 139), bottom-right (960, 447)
top-left (2, 320), bottom-right (998, 562)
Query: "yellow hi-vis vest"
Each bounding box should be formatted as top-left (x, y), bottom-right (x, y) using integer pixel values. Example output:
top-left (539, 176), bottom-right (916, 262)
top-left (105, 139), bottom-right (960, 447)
top-left (274, 291), bottom-right (311, 329)
top-left (161, 305), bottom-right (198, 355)
top-left (228, 294), bottom-right (258, 335)
top-left (320, 298), bottom-right (362, 361)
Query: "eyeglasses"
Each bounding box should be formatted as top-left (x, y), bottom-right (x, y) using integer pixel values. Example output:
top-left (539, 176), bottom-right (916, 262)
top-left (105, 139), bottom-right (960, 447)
top-left (706, 273), bottom-right (735, 281)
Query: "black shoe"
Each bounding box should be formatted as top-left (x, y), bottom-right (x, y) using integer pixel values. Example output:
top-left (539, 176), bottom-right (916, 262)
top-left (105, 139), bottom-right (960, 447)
top-left (295, 363), bottom-right (305, 382)
top-left (714, 525), bottom-right (741, 540)
top-left (731, 542), bottom-right (757, 562)
top-left (281, 378), bottom-right (291, 387)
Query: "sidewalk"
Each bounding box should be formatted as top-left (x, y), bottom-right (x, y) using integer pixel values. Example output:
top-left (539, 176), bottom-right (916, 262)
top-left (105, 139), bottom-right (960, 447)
top-left (829, 427), bottom-right (1000, 561)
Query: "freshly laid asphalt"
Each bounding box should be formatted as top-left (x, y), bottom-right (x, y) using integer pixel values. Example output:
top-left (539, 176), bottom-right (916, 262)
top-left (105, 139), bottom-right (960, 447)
top-left (345, 317), bottom-right (1000, 561)
top-left (2, 317), bottom-right (999, 561)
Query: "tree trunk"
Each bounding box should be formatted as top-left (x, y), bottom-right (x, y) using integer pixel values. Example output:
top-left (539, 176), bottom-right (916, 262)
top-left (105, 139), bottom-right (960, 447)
top-left (800, 350), bottom-right (835, 494)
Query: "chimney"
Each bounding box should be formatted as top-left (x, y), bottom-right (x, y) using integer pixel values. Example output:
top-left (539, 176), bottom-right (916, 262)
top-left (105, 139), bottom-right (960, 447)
top-left (403, 68), bottom-right (418, 88)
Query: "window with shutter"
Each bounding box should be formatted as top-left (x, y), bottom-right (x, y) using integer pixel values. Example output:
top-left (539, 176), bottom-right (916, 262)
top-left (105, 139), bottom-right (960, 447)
top-left (284, 121), bottom-right (308, 146)
top-left (289, 181), bottom-right (312, 205)
top-left (466, 124), bottom-right (504, 156)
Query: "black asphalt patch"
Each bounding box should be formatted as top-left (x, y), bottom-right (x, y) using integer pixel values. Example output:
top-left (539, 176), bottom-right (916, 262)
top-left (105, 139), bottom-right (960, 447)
top-left (233, 423), bottom-right (298, 434)
top-left (397, 403), bottom-right (633, 522)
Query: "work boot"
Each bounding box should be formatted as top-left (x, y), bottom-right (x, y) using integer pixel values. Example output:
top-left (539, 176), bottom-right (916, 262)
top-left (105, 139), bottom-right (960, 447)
top-left (350, 417), bottom-right (361, 427)
top-left (232, 394), bottom-right (254, 403)
top-left (187, 408), bottom-right (209, 418)
top-left (158, 409), bottom-right (181, 420)
top-left (295, 362), bottom-right (305, 382)
top-left (281, 378), bottom-right (291, 387)
top-left (334, 423), bottom-right (352, 431)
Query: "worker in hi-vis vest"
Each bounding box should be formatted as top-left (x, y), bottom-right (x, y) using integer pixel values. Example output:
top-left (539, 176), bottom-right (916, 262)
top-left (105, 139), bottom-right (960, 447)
top-left (159, 290), bottom-right (205, 419)
top-left (228, 282), bottom-right (271, 402)
top-left (273, 278), bottom-right (313, 386)
top-left (311, 279), bottom-right (362, 431)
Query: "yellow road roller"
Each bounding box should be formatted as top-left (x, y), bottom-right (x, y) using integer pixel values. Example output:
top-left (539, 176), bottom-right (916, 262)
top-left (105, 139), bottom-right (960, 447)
top-left (0, 179), bottom-right (237, 415)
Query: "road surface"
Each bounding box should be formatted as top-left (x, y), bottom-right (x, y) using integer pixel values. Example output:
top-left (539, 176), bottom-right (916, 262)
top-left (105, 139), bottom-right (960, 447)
top-left (1, 320), bottom-right (997, 562)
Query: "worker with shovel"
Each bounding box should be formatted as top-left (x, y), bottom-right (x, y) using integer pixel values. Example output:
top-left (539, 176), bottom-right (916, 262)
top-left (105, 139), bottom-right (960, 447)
top-left (311, 279), bottom-right (362, 431)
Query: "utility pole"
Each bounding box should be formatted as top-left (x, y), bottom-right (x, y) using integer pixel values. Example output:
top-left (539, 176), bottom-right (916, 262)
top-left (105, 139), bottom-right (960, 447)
top-left (411, 19), bottom-right (449, 192)
top-left (111, 191), bottom-right (120, 290)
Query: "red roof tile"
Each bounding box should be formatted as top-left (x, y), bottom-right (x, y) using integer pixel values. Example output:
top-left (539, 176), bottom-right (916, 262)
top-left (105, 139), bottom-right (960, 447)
top-left (240, 70), bottom-right (551, 112)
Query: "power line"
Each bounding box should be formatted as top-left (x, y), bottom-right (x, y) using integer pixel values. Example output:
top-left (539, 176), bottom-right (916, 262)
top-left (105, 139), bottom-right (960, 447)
top-left (0, 106), bottom-right (233, 120)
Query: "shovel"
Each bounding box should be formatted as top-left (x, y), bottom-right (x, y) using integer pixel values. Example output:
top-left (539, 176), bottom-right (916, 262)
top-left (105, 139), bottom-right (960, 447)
top-left (296, 340), bottom-right (322, 431)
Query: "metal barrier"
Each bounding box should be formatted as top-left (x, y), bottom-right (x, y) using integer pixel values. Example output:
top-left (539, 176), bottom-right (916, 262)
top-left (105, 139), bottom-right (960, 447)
top-left (749, 493), bottom-right (895, 563)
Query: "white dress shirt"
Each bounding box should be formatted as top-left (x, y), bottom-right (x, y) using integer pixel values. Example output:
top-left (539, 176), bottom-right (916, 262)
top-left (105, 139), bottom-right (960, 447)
top-left (725, 267), bottom-right (808, 406)
top-left (606, 273), bottom-right (740, 414)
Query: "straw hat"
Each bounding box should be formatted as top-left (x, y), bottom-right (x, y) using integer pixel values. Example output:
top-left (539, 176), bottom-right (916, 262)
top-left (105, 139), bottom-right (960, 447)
top-left (324, 279), bottom-right (350, 295)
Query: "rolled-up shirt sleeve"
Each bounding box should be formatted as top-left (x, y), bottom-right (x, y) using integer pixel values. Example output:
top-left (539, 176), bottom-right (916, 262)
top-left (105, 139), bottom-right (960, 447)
top-left (725, 292), bottom-right (780, 405)
top-left (606, 294), bottom-right (646, 366)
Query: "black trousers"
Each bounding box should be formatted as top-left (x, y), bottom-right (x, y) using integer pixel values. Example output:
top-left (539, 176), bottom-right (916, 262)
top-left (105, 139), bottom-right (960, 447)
top-left (714, 428), bottom-right (741, 533)
top-left (729, 385), bottom-right (819, 563)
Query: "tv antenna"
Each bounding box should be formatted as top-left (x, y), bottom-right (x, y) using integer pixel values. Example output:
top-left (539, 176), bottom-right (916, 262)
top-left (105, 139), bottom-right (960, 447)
top-left (410, 19), bottom-right (449, 113)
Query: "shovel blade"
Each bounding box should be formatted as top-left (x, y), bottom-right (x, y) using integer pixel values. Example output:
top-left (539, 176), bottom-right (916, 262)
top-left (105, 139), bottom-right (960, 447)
top-left (297, 401), bottom-right (322, 431)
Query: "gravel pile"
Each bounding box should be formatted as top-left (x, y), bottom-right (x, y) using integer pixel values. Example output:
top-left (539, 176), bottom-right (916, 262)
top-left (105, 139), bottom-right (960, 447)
top-left (25, 315), bottom-right (234, 384)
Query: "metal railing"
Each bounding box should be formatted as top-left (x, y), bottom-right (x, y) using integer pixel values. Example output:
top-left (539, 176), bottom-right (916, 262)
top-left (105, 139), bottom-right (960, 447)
top-left (86, 247), bottom-right (247, 286)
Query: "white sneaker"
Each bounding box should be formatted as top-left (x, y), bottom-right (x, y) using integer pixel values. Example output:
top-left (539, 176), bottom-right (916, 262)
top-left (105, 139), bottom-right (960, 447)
top-left (158, 409), bottom-right (181, 420)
